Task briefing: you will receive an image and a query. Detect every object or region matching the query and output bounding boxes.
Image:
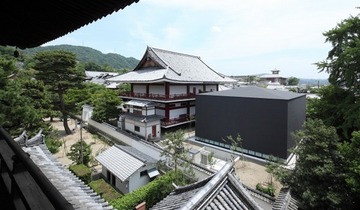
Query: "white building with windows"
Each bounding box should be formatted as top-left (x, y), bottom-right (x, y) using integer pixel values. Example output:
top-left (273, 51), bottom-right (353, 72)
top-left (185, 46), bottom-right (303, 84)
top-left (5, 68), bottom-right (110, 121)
top-left (118, 100), bottom-right (162, 140)
top-left (96, 145), bottom-right (159, 194)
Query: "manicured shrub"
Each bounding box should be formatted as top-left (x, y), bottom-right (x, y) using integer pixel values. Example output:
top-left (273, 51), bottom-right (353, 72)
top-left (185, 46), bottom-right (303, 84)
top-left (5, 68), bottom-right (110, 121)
top-left (110, 170), bottom-right (183, 210)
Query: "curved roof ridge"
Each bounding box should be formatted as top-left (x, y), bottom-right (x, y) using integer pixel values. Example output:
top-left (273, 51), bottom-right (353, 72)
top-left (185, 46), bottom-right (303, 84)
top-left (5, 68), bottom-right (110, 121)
top-left (149, 46), bottom-right (181, 76)
top-left (151, 47), bottom-right (200, 59)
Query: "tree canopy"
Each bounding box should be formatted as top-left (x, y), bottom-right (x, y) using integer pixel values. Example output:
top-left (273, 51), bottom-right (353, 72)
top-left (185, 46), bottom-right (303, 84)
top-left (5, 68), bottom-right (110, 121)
top-left (287, 76), bottom-right (300, 86)
top-left (160, 130), bottom-right (195, 181)
top-left (317, 15), bottom-right (360, 93)
top-left (274, 13), bottom-right (360, 209)
top-left (33, 50), bottom-right (85, 134)
top-left (0, 57), bottom-right (52, 136)
top-left (285, 119), bottom-right (352, 209)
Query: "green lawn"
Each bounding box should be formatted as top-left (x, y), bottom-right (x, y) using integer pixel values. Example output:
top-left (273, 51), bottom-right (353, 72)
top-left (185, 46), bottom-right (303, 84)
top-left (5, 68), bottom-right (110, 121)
top-left (89, 178), bottom-right (123, 202)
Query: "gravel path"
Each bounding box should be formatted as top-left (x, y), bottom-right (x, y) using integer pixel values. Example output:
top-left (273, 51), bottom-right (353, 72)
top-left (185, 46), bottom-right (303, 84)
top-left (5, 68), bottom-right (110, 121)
top-left (48, 118), bottom-right (110, 169)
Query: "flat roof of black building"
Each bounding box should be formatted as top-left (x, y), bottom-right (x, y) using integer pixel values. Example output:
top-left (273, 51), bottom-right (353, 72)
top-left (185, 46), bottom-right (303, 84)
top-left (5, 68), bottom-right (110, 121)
top-left (200, 86), bottom-right (305, 100)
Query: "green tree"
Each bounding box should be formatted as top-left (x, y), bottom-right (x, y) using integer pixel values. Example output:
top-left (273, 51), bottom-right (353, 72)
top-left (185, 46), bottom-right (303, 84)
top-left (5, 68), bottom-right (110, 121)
top-left (33, 50), bottom-right (85, 134)
top-left (83, 62), bottom-right (103, 71)
top-left (339, 131), bottom-right (360, 204)
top-left (316, 15), bottom-right (360, 93)
top-left (117, 83), bottom-right (131, 94)
top-left (281, 119), bottom-right (350, 209)
top-left (306, 85), bottom-right (360, 140)
top-left (223, 133), bottom-right (243, 162)
top-left (67, 141), bottom-right (92, 166)
top-left (160, 130), bottom-right (194, 181)
top-left (0, 58), bottom-right (52, 136)
top-left (90, 88), bottom-right (122, 123)
top-left (287, 76), bottom-right (300, 86)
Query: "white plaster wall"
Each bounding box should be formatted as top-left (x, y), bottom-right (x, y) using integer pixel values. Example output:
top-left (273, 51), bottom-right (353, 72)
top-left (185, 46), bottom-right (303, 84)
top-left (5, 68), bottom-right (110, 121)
top-left (156, 109), bottom-right (165, 117)
top-left (170, 85), bottom-right (187, 95)
top-left (133, 84), bottom-right (146, 93)
top-left (142, 108), bottom-right (155, 116)
top-left (149, 85), bottom-right (164, 95)
top-left (170, 108), bottom-right (187, 119)
top-left (90, 120), bottom-right (211, 180)
top-left (125, 119), bottom-right (136, 134)
top-left (115, 176), bottom-right (129, 194)
top-left (124, 118), bottom-right (160, 139)
top-left (128, 164), bottom-right (157, 193)
top-left (189, 85), bottom-right (203, 93)
top-left (102, 166), bottom-right (129, 194)
top-left (190, 106), bottom-right (196, 115)
top-left (205, 84), bottom-right (217, 92)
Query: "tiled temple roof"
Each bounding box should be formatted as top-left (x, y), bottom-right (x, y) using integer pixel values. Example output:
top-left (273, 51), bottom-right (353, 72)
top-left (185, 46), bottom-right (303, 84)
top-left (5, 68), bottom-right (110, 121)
top-left (22, 144), bottom-right (114, 209)
top-left (107, 46), bottom-right (237, 84)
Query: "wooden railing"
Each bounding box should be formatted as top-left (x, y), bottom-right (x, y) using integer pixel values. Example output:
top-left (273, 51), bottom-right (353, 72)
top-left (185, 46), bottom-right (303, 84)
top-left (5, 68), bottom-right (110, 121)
top-left (120, 92), bottom-right (196, 101)
top-left (161, 115), bottom-right (195, 126)
top-left (0, 126), bottom-right (74, 210)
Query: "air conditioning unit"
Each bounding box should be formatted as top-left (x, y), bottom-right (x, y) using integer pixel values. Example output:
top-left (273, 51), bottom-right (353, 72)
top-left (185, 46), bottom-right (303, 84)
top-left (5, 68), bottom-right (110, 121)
top-left (200, 153), bottom-right (208, 165)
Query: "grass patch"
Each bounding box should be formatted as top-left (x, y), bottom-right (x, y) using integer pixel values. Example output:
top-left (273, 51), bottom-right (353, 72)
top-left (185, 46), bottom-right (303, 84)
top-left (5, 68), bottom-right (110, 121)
top-left (69, 164), bottom-right (91, 184)
top-left (89, 179), bottom-right (123, 202)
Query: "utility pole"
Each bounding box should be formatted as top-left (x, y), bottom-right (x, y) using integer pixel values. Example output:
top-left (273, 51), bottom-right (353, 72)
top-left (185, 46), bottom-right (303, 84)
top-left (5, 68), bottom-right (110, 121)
top-left (80, 114), bottom-right (83, 164)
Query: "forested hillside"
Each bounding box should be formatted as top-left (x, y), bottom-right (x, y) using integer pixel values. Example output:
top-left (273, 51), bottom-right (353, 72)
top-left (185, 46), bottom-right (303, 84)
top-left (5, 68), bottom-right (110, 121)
top-left (23, 45), bottom-right (139, 70)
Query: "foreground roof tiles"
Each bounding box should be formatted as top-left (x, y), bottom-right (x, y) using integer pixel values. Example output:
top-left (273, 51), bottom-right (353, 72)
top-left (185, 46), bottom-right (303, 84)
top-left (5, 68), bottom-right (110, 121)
top-left (150, 161), bottom-right (263, 210)
top-left (22, 144), bottom-right (113, 210)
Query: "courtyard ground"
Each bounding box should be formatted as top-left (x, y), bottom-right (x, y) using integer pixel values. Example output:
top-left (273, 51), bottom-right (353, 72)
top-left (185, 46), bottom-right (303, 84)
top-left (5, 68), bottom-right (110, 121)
top-left (48, 118), bottom-right (110, 170)
top-left (50, 118), bottom-right (282, 195)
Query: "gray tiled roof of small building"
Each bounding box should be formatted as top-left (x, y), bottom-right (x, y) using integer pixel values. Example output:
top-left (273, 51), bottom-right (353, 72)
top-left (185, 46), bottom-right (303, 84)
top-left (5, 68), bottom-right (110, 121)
top-left (151, 161), bottom-right (263, 210)
top-left (107, 47), bottom-right (237, 84)
top-left (22, 144), bottom-right (113, 210)
top-left (96, 145), bottom-right (148, 181)
top-left (115, 145), bottom-right (157, 164)
top-left (200, 86), bottom-right (305, 100)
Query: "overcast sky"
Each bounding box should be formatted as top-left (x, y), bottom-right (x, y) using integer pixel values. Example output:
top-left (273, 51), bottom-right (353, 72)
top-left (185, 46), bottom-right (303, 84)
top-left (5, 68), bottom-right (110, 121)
top-left (44, 0), bottom-right (359, 79)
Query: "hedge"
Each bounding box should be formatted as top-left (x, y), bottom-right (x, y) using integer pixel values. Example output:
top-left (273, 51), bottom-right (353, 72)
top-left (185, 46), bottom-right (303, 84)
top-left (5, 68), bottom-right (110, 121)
top-left (110, 170), bottom-right (183, 210)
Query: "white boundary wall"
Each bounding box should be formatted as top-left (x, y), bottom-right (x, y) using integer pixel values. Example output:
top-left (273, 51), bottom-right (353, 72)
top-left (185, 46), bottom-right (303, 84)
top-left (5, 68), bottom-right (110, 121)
top-left (88, 119), bottom-right (213, 180)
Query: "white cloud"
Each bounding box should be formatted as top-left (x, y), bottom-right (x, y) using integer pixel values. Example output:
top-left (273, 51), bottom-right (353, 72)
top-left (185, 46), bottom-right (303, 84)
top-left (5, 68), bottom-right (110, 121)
top-left (211, 26), bottom-right (222, 33)
top-left (45, 0), bottom-right (360, 79)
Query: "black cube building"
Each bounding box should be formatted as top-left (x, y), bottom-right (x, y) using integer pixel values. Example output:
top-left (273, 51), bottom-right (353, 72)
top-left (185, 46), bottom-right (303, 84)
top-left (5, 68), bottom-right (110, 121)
top-left (195, 87), bottom-right (306, 160)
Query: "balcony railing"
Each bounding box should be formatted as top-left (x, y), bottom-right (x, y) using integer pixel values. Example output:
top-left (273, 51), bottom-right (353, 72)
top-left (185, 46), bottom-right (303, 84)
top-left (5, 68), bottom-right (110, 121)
top-left (120, 92), bottom-right (196, 101)
top-left (161, 115), bottom-right (195, 127)
top-left (0, 126), bottom-right (74, 210)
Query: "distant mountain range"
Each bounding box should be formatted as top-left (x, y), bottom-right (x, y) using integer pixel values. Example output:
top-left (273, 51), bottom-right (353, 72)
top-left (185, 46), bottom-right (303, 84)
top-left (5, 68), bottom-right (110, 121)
top-left (23, 44), bottom-right (139, 70)
top-left (299, 78), bottom-right (329, 86)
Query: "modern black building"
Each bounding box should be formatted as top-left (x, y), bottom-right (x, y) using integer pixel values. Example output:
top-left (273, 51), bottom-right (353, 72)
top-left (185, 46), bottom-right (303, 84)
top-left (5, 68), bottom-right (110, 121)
top-left (195, 86), bottom-right (306, 160)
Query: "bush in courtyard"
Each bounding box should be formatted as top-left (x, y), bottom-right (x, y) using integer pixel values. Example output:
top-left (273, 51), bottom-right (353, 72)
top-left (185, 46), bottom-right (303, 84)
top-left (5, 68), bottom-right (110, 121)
top-left (256, 183), bottom-right (275, 197)
top-left (67, 141), bottom-right (92, 166)
top-left (69, 164), bottom-right (92, 184)
top-left (45, 136), bottom-right (62, 153)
